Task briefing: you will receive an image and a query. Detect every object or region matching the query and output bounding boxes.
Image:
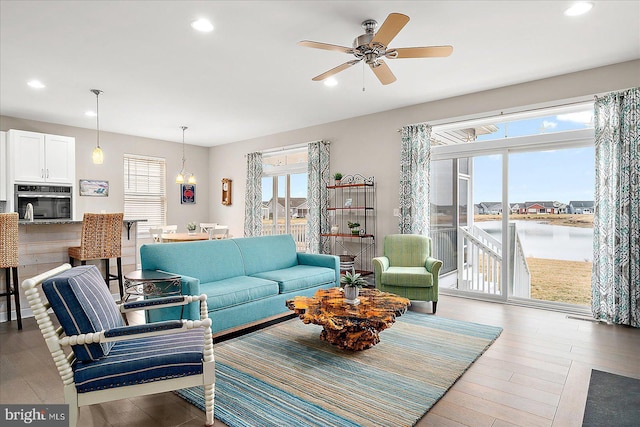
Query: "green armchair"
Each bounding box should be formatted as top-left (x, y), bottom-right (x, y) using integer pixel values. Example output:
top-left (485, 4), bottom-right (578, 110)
top-left (372, 234), bottom-right (443, 313)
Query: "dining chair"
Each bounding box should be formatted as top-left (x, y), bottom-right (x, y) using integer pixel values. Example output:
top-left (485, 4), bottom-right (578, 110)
top-left (68, 213), bottom-right (124, 299)
top-left (161, 225), bottom-right (178, 233)
top-left (210, 225), bottom-right (229, 239)
top-left (149, 227), bottom-right (164, 243)
top-left (199, 223), bottom-right (217, 235)
top-left (0, 212), bottom-right (22, 329)
top-left (22, 264), bottom-right (215, 427)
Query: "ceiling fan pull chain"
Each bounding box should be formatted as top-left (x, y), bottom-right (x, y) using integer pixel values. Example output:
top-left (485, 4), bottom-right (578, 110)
top-left (362, 61), bottom-right (366, 92)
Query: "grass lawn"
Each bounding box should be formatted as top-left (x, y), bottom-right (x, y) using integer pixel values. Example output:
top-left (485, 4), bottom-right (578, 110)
top-left (528, 257), bottom-right (592, 306)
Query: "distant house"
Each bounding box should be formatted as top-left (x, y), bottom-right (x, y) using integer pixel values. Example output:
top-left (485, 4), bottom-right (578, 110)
top-left (524, 201), bottom-right (563, 214)
top-left (476, 202), bottom-right (502, 215)
top-left (263, 197), bottom-right (308, 219)
top-left (510, 203), bottom-right (525, 214)
top-left (568, 200), bottom-right (594, 214)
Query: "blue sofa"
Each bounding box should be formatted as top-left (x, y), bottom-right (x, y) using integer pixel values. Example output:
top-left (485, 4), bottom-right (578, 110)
top-left (140, 234), bottom-right (339, 334)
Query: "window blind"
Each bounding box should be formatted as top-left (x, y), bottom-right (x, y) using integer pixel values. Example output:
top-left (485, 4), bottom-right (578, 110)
top-left (123, 154), bottom-right (166, 236)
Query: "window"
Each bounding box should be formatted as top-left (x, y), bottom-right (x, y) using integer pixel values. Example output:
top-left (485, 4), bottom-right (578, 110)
top-left (261, 147), bottom-right (308, 251)
top-left (123, 154), bottom-right (166, 236)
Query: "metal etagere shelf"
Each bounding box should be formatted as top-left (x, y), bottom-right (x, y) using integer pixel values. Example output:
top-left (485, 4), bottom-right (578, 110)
top-left (322, 174), bottom-right (375, 276)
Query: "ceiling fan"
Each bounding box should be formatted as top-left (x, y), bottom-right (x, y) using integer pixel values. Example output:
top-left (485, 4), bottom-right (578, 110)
top-left (298, 12), bottom-right (453, 85)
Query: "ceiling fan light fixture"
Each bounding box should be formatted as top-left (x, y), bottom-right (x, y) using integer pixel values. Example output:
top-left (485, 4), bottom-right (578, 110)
top-left (324, 78), bottom-right (338, 87)
top-left (564, 2), bottom-right (593, 16)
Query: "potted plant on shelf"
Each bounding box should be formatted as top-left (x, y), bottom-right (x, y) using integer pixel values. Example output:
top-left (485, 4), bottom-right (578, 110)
top-left (186, 222), bottom-right (197, 235)
top-left (333, 172), bottom-right (343, 185)
top-left (340, 271), bottom-right (366, 304)
top-left (347, 221), bottom-right (360, 235)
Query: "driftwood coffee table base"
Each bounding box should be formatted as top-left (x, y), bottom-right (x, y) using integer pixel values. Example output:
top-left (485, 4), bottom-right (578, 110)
top-left (286, 287), bottom-right (410, 351)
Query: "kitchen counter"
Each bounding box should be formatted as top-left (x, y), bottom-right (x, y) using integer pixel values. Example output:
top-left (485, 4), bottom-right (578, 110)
top-left (18, 218), bottom-right (146, 239)
top-left (1, 219), bottom-right (147, 322)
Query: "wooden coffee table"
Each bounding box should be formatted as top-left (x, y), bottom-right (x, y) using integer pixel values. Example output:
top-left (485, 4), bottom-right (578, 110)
top-left (286, 287), bottom-right (410, 351)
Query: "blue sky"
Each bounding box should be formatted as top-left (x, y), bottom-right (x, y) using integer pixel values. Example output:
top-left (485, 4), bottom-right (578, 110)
top-left (473, 111), bottom-right (595, 203)
top-left (473, 147), bottom-right (595, 203)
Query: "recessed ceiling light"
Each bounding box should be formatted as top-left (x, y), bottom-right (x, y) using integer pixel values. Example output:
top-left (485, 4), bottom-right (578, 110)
top-left (564, 2), bottom-right (593, 16)
top-left (85, 111), bottom-right (97, 117)
top-left (27, 80), bottom-right (45, 89)
top-left (191, 18), bottom-right (213, 32)
top-left (324, 78), bottom-right (338, 87)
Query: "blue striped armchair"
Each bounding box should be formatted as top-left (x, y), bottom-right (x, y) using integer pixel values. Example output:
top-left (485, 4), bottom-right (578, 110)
top-left (22, 264), bottom-right (215, 427)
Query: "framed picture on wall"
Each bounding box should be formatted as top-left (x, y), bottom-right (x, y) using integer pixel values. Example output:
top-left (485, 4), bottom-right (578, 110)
top-left (181, 184), bottom-right (195, 204)
top-left (79, 179), bottom-right (109, 197)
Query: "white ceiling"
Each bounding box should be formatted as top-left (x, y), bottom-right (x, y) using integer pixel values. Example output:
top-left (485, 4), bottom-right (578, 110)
top-left (1, 1), bottom-right (639, 147)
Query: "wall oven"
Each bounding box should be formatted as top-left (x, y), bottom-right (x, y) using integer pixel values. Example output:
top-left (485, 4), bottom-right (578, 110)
top-left (14, 184), bottom-right (73, 221)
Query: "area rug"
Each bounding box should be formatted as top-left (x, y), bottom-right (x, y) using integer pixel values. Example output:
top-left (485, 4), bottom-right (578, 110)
top-left (582, 369), bottom-right (640, 427)
top-left (177, 311), bottom-right (502, 427)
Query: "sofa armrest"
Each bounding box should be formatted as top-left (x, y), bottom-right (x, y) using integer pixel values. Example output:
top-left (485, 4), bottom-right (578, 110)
top-left (372, 256), bottom-right (389, 289)
top-left (297, 253), bottom-right (340, 285)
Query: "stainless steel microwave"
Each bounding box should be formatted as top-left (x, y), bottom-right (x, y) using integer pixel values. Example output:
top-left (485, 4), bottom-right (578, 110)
top-left (14, 184), bottom-right (72, 221)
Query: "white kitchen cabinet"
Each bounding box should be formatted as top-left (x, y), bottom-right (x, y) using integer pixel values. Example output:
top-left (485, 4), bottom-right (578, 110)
top-left (8, 130), bottom-right (75, 184)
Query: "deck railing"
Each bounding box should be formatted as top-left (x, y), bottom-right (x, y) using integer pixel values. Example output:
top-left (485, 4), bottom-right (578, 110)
top-left (261, 222), bottom-right (307, 251)
top-left (458, 223), bottom-right (530, 297)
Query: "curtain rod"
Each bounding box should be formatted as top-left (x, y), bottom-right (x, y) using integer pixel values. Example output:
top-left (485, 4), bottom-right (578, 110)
top-left (396, 97), bottom-right (598, 132)
top-left (245, 140), bottom-right (329, 157)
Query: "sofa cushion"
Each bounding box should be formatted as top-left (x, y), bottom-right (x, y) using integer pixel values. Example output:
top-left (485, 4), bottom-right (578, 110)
top-left (74, 328), bottom-right (204, 393)
top-left (140, 240), bottom-right (245, 283)
top-left (233, 234), bottom-right (298, 275)
top-left (203, 276), bottom-right (279, 311)
top-left (252, 265), bottom-right (336, 293)
top-left (381, 266), bottom-right (434, 288)
top-left (42, 265), bottom-right (125, 362)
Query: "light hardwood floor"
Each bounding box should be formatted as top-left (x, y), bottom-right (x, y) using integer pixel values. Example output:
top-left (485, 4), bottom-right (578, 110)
top-left (1, 295), bottom-right (638, 427)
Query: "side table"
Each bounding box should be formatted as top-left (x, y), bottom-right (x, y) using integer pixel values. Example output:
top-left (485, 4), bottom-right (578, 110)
top-left (124, 270), bottom-right (182, 301)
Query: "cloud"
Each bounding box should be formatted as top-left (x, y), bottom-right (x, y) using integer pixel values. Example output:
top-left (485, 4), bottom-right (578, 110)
top-left (542, 120), bottom-right (557, 130)
top-left (556, 111), bottom-right (594, 126)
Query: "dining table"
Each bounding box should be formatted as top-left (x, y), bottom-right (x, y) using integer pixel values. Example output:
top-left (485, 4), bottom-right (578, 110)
top-left (161, 232), bottom-right (209, 242)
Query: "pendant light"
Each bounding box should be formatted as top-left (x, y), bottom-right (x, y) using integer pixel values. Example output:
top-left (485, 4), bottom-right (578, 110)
top-left (176, 126), bottom-right (196, 184)
top-left (91, 89), bottom-right (104, 164)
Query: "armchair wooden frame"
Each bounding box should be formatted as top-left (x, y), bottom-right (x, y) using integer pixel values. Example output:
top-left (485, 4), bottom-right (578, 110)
top-left (22, 264), bottom-right (215, 427)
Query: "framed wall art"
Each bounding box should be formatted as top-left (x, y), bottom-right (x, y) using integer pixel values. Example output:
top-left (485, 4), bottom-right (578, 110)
top-left (181, 184), bottom-right (196, 204)
top-left (79, 179), bottom-right (109, 197)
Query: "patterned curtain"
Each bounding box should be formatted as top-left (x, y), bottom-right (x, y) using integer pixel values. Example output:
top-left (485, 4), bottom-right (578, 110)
top-left (306, 140), bottom-right (331, 254)
top-left (243, 152), bottom-right (263, 237)
top-left (592, 87), bottom-right (640, 328)
top-left (399, 124), bottom-right (432, 235)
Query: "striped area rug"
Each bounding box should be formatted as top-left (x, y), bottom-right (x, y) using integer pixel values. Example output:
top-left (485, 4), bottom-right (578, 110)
top-left (177, 311), bottom-right (502, 427)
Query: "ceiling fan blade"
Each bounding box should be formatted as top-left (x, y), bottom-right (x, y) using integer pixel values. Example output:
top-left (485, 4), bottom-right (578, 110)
top-left (369, 60), bottom-right (396, 85)
top-left (391, 46), bottom-right (454, 58)
top-left (312, 60), bottom-right (360, 81)
top-left (370, 13), bottom-right (410, 47)
top-left (298, 40), bottom-right (353, 54)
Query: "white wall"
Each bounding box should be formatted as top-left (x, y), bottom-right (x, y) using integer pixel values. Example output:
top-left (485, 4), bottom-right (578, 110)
top-left (0, 117), bottom-right (210, 230)
top-left (208, 60), bottom-right (640, 251)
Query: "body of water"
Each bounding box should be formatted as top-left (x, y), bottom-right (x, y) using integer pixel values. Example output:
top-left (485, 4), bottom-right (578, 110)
top-left (477, 220), bottom-right (593, 262)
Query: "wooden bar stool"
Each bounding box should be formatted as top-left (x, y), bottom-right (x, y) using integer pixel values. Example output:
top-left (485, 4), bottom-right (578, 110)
top-left (0, 212), bottom-right (22, 330)
top-left (68, 213), bottom-right (124, 299)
